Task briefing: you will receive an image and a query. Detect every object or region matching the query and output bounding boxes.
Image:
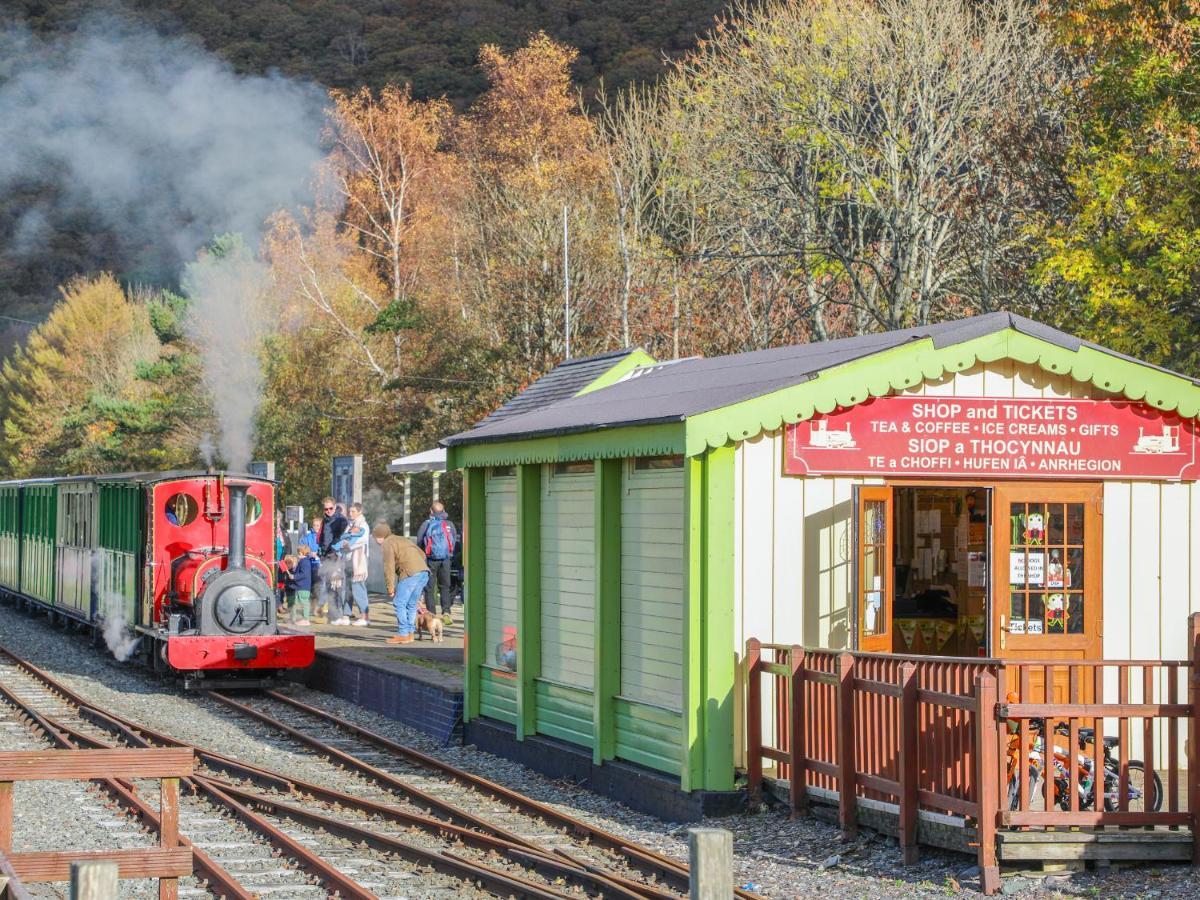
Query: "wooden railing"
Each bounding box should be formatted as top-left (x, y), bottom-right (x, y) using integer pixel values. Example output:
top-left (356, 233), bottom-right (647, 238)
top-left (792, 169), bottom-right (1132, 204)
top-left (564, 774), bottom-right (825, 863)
top-left (0, 749), bottom-right (194, 899)
top-left (998, 613), bottom-right (1200, 847)
top-left (745, 613), bottom-right (1200, 896)
top-left (746, 642), bottom-right (1000, 889)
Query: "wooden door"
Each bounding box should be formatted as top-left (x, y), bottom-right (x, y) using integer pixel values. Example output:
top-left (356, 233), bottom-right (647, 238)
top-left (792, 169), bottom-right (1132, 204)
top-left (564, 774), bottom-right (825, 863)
top-left (857, 486), bottom-right (894, 653)
top-left (992, 483), bottom-right (1102, 701)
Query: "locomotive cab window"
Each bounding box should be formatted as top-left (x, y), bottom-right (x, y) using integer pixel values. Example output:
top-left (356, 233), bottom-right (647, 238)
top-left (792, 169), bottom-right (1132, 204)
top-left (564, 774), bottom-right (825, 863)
top-left (246, 494), bottom-right (263, 524)
top-left (164, 492), bottom-right (198, 527)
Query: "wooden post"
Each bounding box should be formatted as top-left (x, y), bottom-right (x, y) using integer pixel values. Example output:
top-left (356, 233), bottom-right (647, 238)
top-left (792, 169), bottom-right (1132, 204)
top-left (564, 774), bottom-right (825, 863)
top-left (687, 827), bottom-right (733, 899)
top-left (70, 861), bottom-right (118, 900)
top-left (789, 645), bottom-right (807, 816)
top-left (975, 672), bottom-right (1001, 895)
top-left (0, 782), bottom-right (10, 854)
top-left (159, 775), bottom-right (179, 900)
top-left (1190, 612), bottom-right (1200, 868)
top-left (898, 662), bottom-right (919, 865)
top-left (745, 639), bottom-right (763, 809)
top-left (837, 652), bottom-right (857, 840)
top-left (514, 463), bottom-right (542, 741)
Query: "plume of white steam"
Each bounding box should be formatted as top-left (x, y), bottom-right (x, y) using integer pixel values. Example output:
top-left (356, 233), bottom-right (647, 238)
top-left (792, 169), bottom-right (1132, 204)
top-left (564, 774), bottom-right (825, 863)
top-left (183, 240), bottom-right (270, 471)
top-left (101, 590), bottom-right (140, 662)
top-left (0, 12), bottom-right (326, 469)
top-left (90, 552), bottom-right (139, 661)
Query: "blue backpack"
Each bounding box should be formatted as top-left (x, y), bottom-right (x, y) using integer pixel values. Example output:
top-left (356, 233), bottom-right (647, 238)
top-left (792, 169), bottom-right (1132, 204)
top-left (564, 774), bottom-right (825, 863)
top-left (424, 519), bottom-right (454, 560)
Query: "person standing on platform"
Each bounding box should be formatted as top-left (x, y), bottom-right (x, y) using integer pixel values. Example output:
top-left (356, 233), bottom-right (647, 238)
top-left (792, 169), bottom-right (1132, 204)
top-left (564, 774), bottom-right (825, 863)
top-left (415, 501), bottom-right (458, 626)
top-left (339, 501), bottom-right (371, 626)
top-left (374, 522), bottom-right (428, 644)
top-left (317, 497), bottom-right (348, 623)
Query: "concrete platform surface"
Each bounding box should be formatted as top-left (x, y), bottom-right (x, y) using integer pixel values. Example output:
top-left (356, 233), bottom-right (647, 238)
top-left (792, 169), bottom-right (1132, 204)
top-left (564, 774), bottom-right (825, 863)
top-left (279, 591), bottom-right (464, 680)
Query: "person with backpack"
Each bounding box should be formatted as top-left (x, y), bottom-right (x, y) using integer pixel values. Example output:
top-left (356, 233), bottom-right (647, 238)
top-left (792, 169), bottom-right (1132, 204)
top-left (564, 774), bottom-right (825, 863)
top-left (415, 501), bottom-right (458, 625)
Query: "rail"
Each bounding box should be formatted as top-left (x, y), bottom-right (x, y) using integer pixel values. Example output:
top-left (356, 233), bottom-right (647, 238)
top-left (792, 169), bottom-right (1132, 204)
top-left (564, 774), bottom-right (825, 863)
top-left (0, 748), bottom-right (193, 899)
top-left (745, 613), bottom-right (1200, 896)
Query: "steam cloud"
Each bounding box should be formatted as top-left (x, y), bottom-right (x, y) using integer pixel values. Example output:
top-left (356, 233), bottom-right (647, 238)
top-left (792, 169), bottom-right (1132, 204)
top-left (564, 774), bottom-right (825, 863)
top-left (0, 12), bottom-right (327, 470)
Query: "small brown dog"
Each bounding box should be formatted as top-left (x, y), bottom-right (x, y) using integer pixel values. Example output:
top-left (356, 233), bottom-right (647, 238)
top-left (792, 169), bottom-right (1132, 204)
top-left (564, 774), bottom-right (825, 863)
top-left (415, 603), bottom-right (444, 642)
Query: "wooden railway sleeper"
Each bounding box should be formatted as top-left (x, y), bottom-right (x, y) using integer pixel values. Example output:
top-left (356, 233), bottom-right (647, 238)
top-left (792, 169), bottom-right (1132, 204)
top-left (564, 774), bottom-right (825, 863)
top-left (83, 706), bottom-right (668, 899)
top-left (256, 689), bottom-right (755, 899)
top-left (208, 779), bottom-right (613, 900)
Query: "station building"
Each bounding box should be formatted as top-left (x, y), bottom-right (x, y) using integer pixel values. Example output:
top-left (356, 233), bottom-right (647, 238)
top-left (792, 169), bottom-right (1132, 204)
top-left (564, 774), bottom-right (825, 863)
top-left (441, 312), bottom-right (1200, 817)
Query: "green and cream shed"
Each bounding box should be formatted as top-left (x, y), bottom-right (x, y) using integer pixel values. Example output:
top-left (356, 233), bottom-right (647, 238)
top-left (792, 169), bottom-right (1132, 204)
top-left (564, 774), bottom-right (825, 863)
top-left (443, 313), bottom-right (1200, 817)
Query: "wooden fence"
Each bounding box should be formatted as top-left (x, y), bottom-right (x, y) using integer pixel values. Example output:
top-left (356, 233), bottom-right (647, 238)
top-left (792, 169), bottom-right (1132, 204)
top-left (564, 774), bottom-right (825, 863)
top-left (0, 749), bottom-right (194, 899)
top-left (744, 613), bottom-right (1200, 896)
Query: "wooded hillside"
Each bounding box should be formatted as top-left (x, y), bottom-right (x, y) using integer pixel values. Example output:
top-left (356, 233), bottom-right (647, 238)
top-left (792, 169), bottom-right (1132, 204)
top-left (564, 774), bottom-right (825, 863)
top-left (0, 0), bottom-right (723, 347)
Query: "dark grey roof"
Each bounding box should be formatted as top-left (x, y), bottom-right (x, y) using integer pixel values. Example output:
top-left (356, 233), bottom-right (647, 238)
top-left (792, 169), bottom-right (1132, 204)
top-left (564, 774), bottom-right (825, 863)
top-left (442, 312), bottom-right (1199, 447)
top-left (476, 348), bottom-right (638, 426)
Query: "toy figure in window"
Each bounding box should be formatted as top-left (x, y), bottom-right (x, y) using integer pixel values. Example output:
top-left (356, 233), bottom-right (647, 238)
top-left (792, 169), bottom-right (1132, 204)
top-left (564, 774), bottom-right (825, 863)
top-left (1046, 593), bottom-right (1066, 633)
top-left (1023, 513), bottom-right (1044, 545)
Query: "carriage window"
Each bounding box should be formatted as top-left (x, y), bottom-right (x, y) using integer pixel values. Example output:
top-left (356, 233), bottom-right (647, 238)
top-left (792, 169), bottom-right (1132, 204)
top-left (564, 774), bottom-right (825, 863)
top-left (164, 493), bottom-right (198, 527)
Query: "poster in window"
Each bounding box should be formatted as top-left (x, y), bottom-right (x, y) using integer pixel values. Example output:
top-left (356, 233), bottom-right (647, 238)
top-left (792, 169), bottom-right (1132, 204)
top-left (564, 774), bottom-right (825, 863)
top-left (864, 592), bottom-right (881, 632)
top-left (1009, 552), bottom-right (1026, 584)
top-left (1026, 551), bottom-right (1045, 586)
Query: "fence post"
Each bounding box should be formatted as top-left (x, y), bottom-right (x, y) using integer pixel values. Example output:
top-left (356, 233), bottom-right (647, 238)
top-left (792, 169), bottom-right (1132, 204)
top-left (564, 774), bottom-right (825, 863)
top-left (837, 652), bottom-right (857, 840)
top-left (975, 672), bottom-right (1001, 895)
top-left (688, 827), bottom-right (733, 899)
top-left (70, 861), bottom-right (118, 900)
top-left (898, 662), bottom-right (918, 865)
top-left (745, 639), bottom-right (763, 809)
top-left (0, 781), bottom-right (10, 854)
top-left (1190, 612), bottom-right (1200, 869)
top-left (790, 645), bottom-right (807, 817)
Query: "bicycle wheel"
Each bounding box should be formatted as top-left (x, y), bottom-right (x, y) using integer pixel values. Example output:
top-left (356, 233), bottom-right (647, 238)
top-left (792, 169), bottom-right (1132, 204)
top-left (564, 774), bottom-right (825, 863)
top-left (1105, 761), bottom-right (1164, 812)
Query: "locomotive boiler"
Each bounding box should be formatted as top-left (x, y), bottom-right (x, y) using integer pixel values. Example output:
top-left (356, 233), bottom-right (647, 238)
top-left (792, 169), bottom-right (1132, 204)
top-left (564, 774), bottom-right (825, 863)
top-left (0, 470), bottom-right (313, 687)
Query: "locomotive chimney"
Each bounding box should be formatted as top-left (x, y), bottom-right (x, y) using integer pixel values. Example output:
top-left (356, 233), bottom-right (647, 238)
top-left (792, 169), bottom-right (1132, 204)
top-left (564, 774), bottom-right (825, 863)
top-left (227, 481), bottom-right (248, 570)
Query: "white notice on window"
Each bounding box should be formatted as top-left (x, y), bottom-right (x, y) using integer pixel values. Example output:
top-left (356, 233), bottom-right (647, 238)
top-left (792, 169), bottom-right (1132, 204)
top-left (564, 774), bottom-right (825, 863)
top-left (1026, 551), bottom-right (1045, 586)
top-left (968, 551), bottom-right (987, 587)
top-left (1009, 551), bottom-right (1026, 584)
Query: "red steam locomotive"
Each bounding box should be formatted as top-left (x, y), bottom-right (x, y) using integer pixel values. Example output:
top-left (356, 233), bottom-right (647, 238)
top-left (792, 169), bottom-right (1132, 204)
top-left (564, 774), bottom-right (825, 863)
top-left (0, 471), bottom-right (314, 687)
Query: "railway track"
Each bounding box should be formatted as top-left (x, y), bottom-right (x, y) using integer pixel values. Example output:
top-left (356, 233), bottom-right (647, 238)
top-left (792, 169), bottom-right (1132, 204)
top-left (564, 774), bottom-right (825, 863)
top-left (0, 644), bottom-right (764, 900)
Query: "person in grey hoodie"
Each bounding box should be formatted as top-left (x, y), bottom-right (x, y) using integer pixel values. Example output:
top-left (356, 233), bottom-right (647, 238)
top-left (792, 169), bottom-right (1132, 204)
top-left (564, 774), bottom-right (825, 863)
top-left (415, 502), bottom-right (458, 625)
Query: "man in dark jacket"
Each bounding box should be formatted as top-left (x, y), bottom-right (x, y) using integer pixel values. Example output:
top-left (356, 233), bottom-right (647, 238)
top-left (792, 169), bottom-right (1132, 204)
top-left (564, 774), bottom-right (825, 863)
top-left (415, 501), bottom-right (458, 625)
top-left (316, 496), bottom-right (348, 621)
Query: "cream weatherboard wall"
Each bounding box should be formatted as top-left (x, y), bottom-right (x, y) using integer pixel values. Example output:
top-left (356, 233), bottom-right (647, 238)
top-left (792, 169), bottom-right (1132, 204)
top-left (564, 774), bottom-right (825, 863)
top-left (480, 469), bottom-right (518, 724)
top-left (618, 460), bottom-right (686, 774)
top-left (535, 465), bottom-right (596, 747)
top-left (731, 360), bottom-right (1200, 766)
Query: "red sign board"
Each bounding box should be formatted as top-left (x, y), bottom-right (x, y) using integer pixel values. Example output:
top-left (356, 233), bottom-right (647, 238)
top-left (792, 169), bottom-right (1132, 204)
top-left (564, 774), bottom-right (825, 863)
top-left (784, 397), bottom-right (1199, 480)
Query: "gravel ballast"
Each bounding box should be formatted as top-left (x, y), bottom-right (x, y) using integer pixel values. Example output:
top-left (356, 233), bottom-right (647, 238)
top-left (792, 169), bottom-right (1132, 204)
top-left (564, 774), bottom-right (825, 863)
top-left (0, 600), bottom-right (1193, 899)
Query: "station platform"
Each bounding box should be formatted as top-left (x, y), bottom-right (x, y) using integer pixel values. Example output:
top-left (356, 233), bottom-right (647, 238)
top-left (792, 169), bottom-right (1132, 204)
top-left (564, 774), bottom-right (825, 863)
top-left (281, 593), bottom-right (464, 743)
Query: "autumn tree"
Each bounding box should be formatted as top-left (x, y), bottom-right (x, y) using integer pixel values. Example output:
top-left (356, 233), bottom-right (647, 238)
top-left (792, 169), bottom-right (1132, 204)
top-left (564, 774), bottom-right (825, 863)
top-left (0, 274), bottom-right (208, 476)
top-left (640, 0), bottom-right (1063, 341)
top-left (1038, 1), bottom-right (1200, 371)
top-left (457, 33), bottom-right (617, 379)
